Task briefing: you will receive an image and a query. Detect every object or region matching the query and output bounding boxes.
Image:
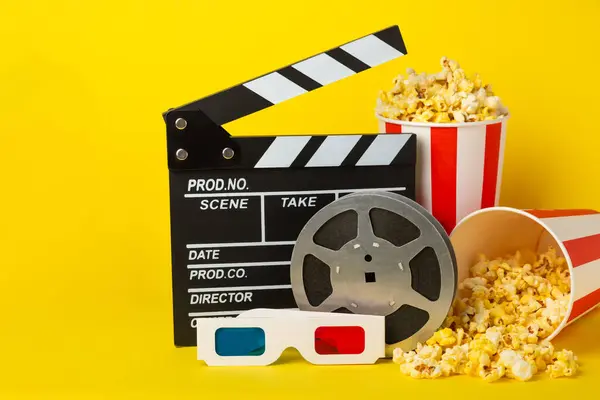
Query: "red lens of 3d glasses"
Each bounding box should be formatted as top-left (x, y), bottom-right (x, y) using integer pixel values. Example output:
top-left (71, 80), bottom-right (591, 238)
top-left (314, 326), bottom-right (365, 355)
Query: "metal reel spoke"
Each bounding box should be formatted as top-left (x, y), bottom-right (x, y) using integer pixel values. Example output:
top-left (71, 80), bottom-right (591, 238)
top-left (314, 289), bottom-right (347, 312)
top-left (392, 235), bottom-right (430, 264)
top-left (356, 206), bottom-right (376, 243)
top-left (308, 244), bottom-right (341, 269)
top-left (401, 288), bottom-right (436, 313)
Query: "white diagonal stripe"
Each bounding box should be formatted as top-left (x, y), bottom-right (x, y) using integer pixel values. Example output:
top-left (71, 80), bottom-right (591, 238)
top-left (402, 126), bottom-right (433, 212)
top-left (456, 124), bottom-right (486, 223)
top-left (305, 135), bottom-right (362, 167)
top-left (541, 213), bottom-right (600, 242)
top-left (292, 53), bottom-right (355, 86)
top-left (341, 35), bottom-right (404, 67)
top-left (572, 259), bottom-right (600, 301)
top-left (254, 136), bottom-right (311, 168)
top-left (356, 134), bottom-right (410, 166)
top-left (243, 72), bottom-right (307, 104)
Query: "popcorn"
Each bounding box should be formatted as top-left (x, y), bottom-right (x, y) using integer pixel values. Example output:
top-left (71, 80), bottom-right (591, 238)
top-left (394, 346), bottom-right (444, 379)
top-left (426, 328), bottom-right (458, 347)
top-left (479, 364), bottom-right (506, 383)
top-left (414, 343), bottom-right (443, 360)
top-left (402, 360), bottom-right (443, 379)
top-left (440, 344), bottom-right (469, 375)
top-left (392, 348), bottom-right (417, 365)
top-left (510, 359), bottom-right (535, 381)
top-left (376, 57), bottom-right (509, 123)
top-left (485, 327), bottom-right (503, 348)
top-left (547, 349), bottom-right (579, 378)
top-left (393, 246), bottom-right (578, 382)
top-left (498, 349), bottom-right (520, 367)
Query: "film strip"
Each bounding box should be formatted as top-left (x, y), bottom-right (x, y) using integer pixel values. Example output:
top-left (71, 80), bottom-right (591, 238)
top-left (164, 25), bottom-right (416, 347)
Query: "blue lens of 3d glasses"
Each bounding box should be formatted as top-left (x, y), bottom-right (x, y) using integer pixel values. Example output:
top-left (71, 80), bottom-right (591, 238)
top-left (215, 327), bottom-right (266, 356)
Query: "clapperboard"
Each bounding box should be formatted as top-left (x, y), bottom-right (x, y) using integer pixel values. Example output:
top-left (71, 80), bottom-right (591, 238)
top-left (164, 25), bottom-right (418, 346)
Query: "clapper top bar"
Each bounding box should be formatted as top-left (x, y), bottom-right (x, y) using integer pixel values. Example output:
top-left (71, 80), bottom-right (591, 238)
top-left (164, 26), bottom-right (406, 125)
top-left (164, 25), bottom-right (408, 171)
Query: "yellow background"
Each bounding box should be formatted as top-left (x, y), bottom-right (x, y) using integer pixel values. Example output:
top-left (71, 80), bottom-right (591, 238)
top-left (1, 0), bottom-right (600, 398)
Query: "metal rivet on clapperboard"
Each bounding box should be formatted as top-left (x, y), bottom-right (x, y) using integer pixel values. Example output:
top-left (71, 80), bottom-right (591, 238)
top-left (175, 118), bottom-right (187, 130)
top-left (175, 149), bottom-right (188, 160)
top-left (222, 147), bottom-right (234, 160)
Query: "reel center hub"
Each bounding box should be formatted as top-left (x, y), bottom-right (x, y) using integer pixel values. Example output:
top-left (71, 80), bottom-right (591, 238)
top-left (335, 237), bottom-right (413, 313)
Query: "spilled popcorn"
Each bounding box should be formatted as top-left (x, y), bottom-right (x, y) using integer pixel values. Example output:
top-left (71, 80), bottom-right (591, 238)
top-left (393, 247), bottom-right (579, 382)
top-left (376, 57), bottom-right (509, 123)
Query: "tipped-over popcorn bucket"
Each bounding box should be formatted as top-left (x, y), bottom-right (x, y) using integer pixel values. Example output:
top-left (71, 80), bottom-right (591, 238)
top-left (450, 207), bottom-right (600, 340)
top-left (377, 115), bottom-right (509, 234)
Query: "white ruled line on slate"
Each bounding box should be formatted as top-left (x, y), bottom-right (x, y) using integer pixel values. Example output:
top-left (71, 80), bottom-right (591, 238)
top-left (183, 187), bottom-right (406, 198)
top-left (188, 308), bottom-right (299, 317)
top-left (187, 261), bottom-right (290, 269)
top-left (186, 241), bottom-right (296, 249)
top-left (187, 284), bottom-right (292, 293)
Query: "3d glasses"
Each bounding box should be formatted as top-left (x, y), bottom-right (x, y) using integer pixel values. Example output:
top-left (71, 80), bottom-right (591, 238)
top-left (195, 309), bottom-right (385, 366)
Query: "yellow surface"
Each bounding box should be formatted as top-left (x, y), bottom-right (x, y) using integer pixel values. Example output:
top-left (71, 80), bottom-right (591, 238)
top-left (1, 0), bottom-right (600, 398)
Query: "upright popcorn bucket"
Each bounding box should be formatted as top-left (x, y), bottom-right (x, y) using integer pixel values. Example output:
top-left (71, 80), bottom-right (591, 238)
top-left (450, 207), bottom-right (600, 340)
top-left (377, 115), bottom-right (509, 234)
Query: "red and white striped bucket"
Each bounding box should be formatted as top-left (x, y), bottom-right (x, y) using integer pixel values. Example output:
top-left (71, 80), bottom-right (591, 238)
top-left (377, 115), bottom-right (509, 234)
top-left (450, 207), bottom-right (600, 339)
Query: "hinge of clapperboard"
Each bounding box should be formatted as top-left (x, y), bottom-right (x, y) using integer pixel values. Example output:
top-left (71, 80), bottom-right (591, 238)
top-left (163, 25), bottom-right (409, 171)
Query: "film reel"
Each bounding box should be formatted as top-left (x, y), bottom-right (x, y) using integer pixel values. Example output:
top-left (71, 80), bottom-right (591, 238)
top-left (290, 191), bottom-right (457, 356)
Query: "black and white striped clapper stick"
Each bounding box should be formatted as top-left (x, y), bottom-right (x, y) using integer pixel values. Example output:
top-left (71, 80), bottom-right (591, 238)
top-left (164, 26), bottom-right (418, 347)
top-left (168, 25), bottom-right (408, 127)
top-left (164, 25), bottom-right (411, 171)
